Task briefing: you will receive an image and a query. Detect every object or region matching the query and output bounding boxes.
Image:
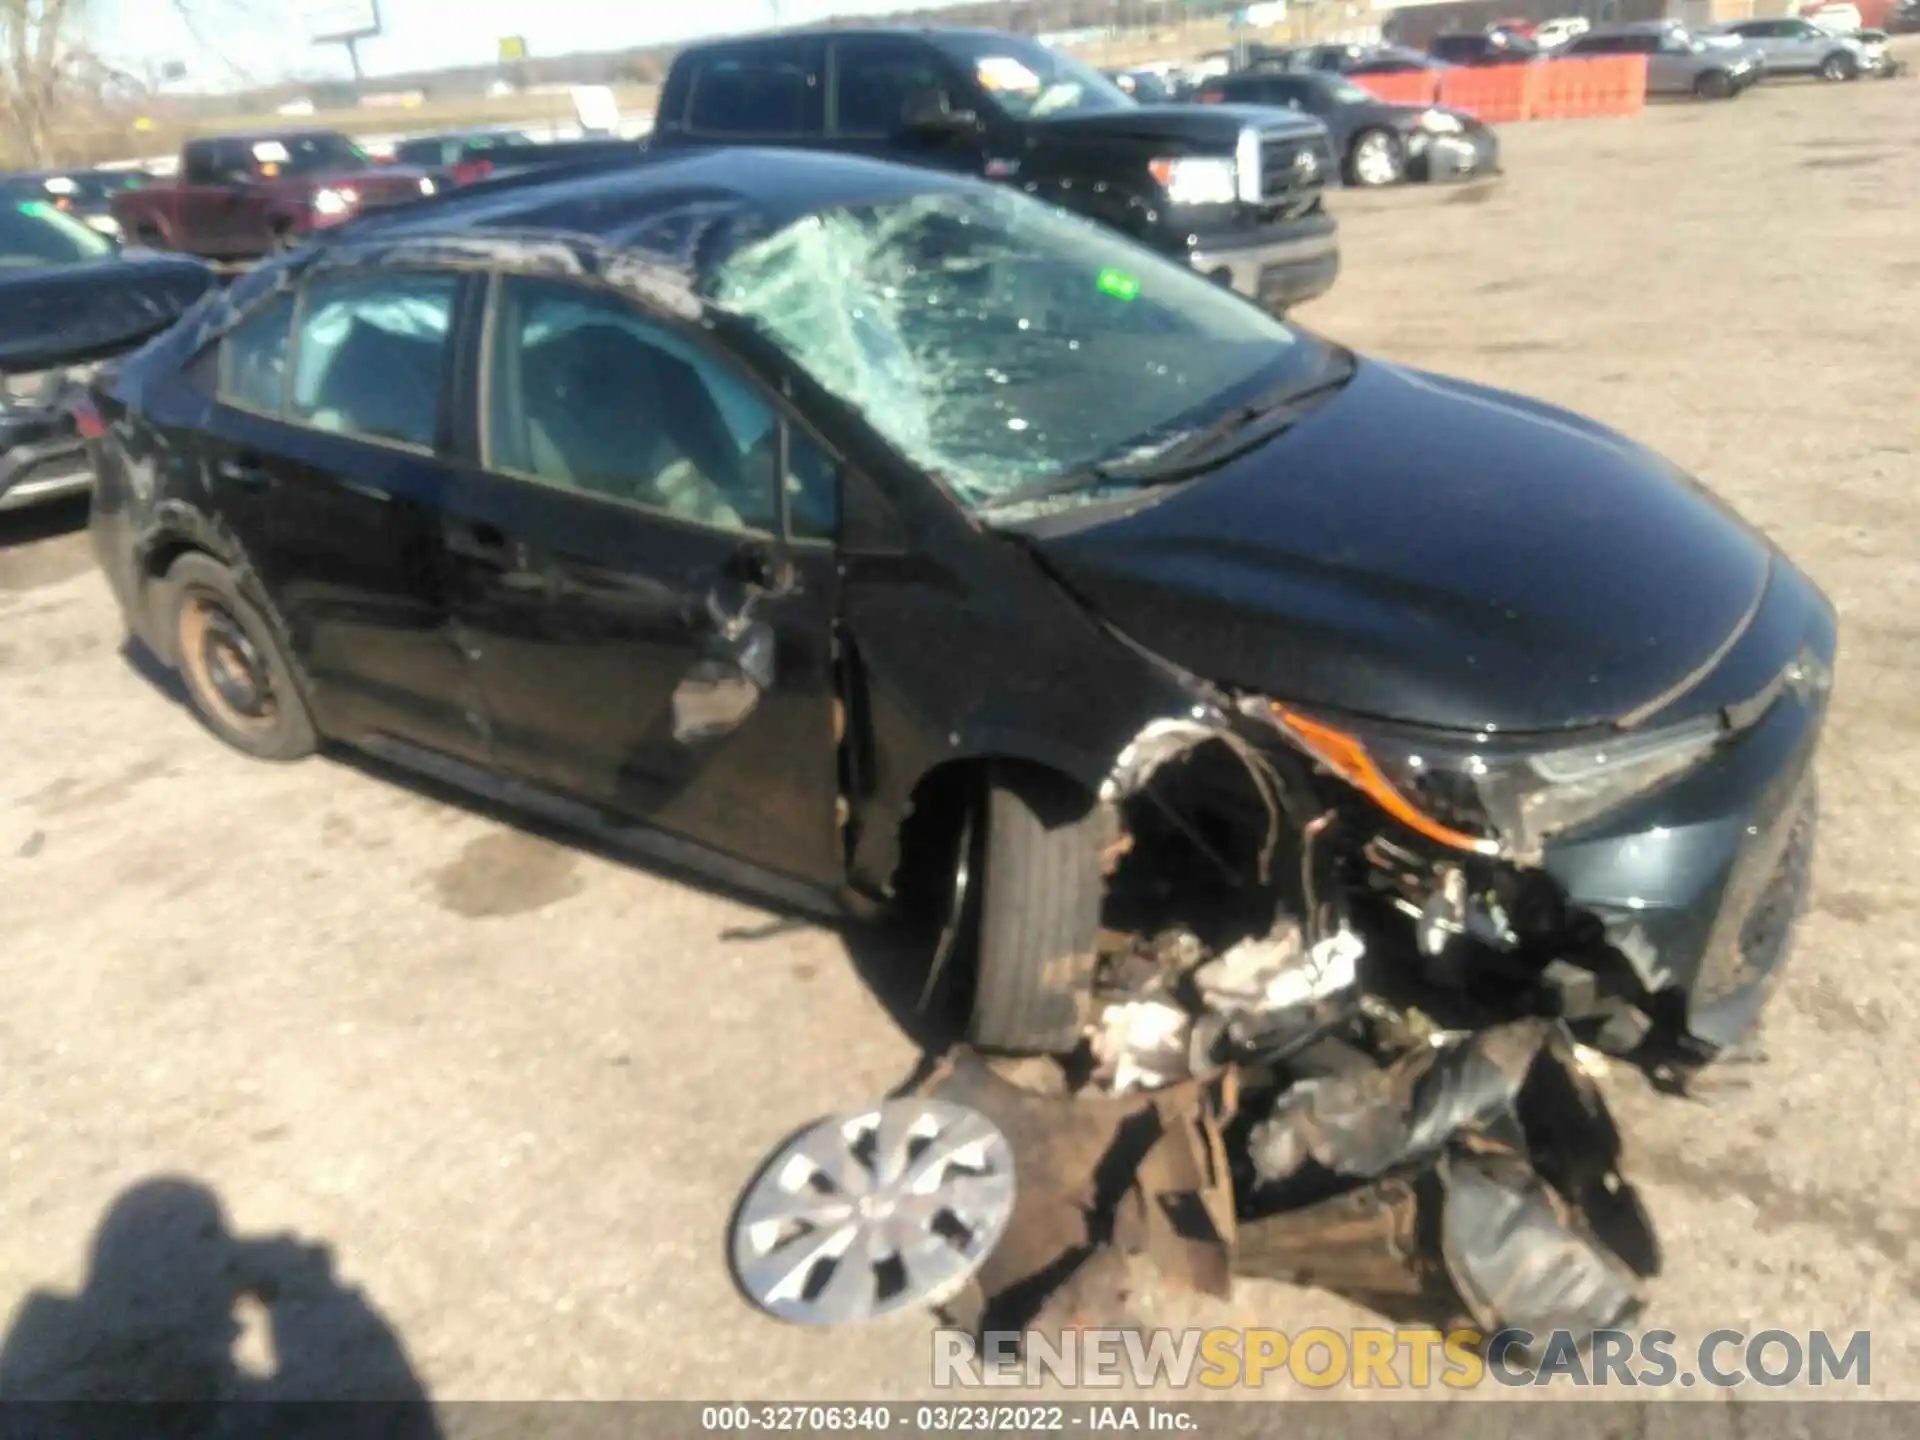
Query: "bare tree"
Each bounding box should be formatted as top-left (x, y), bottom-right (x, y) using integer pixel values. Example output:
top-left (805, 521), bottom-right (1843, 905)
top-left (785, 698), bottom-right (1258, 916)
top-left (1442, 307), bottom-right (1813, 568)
top-left (0, 0), bottom-right (90, 165)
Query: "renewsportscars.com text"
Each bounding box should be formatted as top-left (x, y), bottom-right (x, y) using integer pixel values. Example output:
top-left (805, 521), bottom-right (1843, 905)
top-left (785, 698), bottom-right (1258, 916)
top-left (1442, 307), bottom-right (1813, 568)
top-left (933, 1327), bottom-right (1872, 1390)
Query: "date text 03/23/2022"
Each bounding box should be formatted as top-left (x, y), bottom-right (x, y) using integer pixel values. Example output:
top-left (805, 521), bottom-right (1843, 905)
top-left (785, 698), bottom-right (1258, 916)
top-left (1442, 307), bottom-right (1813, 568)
top-left (699, 1404), bottom-right (1196, 1432)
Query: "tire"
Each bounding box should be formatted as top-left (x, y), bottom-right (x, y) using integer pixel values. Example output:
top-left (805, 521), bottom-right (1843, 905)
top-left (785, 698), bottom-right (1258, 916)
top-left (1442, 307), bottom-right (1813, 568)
top-left (1347, 128), bottom-right (1406, 188)
top-left (163, 553), bottom-right (318, 761)
top-left (1819, 50), bottom-right (1858, 80)
top-left (269, 225), bottom-right (297, 255)
top-left (1695, 69), bottom-right (1736, 99)
top-left (133, 225), bottom-right (166, 250)
top-left (967, 763), bottom-right (1115, 1055)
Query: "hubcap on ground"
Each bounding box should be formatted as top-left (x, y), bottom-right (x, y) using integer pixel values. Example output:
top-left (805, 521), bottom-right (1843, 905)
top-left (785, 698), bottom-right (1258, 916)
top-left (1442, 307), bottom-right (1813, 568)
top-left (179, 594), bottom-right (277, 732)
top-left (731, 1100), bottom-right (1015, 1325)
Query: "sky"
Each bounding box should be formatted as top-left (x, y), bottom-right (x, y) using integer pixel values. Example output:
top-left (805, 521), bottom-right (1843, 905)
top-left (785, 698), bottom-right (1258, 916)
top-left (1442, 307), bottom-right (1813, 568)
top-left (93, 0), bottom-right (981, 85)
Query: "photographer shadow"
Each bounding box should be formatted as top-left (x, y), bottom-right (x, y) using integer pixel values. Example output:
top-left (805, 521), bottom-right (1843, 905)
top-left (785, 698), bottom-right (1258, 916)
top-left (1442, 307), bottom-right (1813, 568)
top-left (0, 1175), bottom-right (440, 1438)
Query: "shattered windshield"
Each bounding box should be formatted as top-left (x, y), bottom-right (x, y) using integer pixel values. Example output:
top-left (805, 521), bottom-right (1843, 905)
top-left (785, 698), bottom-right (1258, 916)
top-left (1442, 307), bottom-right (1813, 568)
top-left (707, 188), bottom-right (1310, 513)
top-left (934, 33), bottom-right (1136, 120)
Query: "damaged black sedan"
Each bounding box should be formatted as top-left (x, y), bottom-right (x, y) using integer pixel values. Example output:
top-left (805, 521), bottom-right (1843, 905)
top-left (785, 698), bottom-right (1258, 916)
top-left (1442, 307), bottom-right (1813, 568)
top-left (85, 150), bottom-right (1832, 1081)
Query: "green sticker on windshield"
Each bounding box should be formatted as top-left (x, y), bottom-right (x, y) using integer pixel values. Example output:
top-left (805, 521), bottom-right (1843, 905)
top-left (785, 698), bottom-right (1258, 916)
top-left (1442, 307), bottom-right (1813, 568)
top-left (18, 200), bottom-right (54, 218)
top-left (1097, 267), bottom-right (1140, 302)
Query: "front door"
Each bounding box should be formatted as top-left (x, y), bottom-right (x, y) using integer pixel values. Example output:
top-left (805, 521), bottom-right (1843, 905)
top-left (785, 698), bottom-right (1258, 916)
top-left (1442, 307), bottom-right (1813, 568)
top-left (823, 36), bottom-right (989, 176)
top-left (198, 267), bottom-right (484, 760)
top-left (442, 272), bottom-right (844, 889)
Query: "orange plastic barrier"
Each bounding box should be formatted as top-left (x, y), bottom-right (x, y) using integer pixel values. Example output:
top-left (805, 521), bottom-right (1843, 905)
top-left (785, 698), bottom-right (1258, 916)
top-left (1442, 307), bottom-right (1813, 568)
top-left (1436, 57), bottom-right (1647, 123)
top-left (1435, 65), bottom-right (1531, 124)
top-left (1351, 72), bottom-right (1441, 106)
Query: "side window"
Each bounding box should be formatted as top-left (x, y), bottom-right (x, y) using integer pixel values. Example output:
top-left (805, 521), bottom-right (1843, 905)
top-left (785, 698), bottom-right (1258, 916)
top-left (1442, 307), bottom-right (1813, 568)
top-left (831, 39), bottom-right (943, 136)
top-left (686, 55), bottom-right (811, 135)
top-left (290, 272), bottom-right (457, 450)
top-left (484, 275), bottom-right (837, 540)
top-left (182, 143), bottom-right (219, 186)
top-left (216, 292), bottom-right (296, 414)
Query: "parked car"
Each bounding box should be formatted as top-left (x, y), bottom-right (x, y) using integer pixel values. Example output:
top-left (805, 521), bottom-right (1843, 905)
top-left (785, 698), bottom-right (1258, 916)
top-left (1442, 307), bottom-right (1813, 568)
top-left (1194, 71), bottom-right (1499, 188)
top-left (85, 149), bottom-right (1833, 1072)
top-left (648, 27), bottom-right (1340, 314)
top-left (1564, 24), bottom-right (1764, 99)
top-left (1532, 17), bottom-right (1594, 50)
top-left (390, 129), bottom-right (543, 186)
top-left (0, 168), bottom-right (149, 241)
top-left (1342, 45), bottom-right (1456, 76)
top-left (1706, 16), bottom-right (1879, 78)
top-left (0, 198), bottom-right (214, 512)
top-left (110, 130), bottom-right (440, 261)
top-left (1429, 31), bottom-right (1541, 65)
top-left (392, 131), bottom-right (649, 188)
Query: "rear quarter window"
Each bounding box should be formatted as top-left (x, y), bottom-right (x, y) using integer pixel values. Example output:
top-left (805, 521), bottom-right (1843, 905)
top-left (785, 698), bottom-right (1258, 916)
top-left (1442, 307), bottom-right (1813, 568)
top-left (686, 55), bottom-right (811, 135)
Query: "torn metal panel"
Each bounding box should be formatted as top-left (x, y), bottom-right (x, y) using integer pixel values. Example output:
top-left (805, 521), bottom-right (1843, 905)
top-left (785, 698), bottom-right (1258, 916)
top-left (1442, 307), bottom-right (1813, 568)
top-left (1438, 1150), bottom-right (1644, 1340)
top-left (1245, 1018), bottom-right (1581, 1188)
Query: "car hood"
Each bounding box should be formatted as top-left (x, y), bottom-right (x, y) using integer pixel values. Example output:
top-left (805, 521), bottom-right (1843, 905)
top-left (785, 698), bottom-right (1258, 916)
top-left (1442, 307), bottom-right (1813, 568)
top-left (0, 252), bottom-right (217, 373)
top-left (1029, 359), bottom-right (1773, 734)
top-left (1035, 102), bottom-right (1328, 148)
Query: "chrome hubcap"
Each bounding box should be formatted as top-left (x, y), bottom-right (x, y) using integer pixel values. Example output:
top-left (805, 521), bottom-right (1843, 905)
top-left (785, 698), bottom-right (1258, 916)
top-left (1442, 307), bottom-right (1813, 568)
top-left (1356, 135), bottom-right (1400, 186)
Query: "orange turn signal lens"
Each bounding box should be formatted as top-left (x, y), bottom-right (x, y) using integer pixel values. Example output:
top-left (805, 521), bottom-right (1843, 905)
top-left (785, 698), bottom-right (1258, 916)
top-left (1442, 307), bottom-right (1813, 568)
top-left (1270, 704), bottom-right (1501, 857)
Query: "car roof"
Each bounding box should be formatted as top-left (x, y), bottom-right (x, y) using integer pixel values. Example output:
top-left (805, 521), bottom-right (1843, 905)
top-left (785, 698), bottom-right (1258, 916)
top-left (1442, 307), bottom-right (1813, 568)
top-left (317, 147), bottom-right (970, 276)
top-left (680, 24), bottom-right (1030, 51)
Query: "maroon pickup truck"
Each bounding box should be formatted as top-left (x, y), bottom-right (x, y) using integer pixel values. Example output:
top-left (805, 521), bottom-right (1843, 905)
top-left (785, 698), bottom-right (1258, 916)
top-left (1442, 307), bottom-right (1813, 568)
top-left (111, 130), bottom-right (439, 261)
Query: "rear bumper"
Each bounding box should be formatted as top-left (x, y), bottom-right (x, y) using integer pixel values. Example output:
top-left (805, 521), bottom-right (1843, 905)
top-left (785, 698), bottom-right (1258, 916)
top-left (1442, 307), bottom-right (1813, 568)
top-left (0, 412), bottom-right (90, 513)
top-left (1189, 214), bottom-right (1340, 312)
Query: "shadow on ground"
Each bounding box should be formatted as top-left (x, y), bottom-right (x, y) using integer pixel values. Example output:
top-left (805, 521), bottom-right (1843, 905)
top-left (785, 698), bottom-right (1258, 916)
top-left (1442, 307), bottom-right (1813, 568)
top-left (0, 1175), bottom-right (440, 1436)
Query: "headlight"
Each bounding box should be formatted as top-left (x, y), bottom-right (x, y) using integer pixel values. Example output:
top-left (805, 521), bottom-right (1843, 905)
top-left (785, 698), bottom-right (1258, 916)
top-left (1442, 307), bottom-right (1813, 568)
top-left (1266, 704), bottom-right (1726, 863)
top-left (312, 187), bottom-right (354, 216)
top-left (1147, 156), bottom-right (1240, 206)
top-left (419, 177), bottom-right (437, 195)
top-left (1418, 108), bottom-right (1465, 135)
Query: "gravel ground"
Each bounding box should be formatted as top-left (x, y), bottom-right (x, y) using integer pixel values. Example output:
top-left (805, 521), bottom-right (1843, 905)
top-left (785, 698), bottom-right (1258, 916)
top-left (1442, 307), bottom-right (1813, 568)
top-left (0, 63), bottom-right (1916, 1407)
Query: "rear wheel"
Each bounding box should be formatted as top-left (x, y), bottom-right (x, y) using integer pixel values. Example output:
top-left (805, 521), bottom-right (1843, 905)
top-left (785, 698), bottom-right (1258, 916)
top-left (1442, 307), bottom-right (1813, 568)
top-left (1695, 68), bottom-right (1737, 98)
top-left (1819, 50), bottom-right (1858, 79)
top-left (967, 764), bottom-right (1115, 1055)
top-left (1347, 128), bottom-right (1407, 187)
top-left (164, 553), bottom-right (317, 761)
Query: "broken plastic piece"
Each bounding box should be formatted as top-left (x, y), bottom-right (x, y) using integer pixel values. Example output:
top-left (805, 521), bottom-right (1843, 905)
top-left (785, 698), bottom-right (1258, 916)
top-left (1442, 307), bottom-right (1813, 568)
top-left (1091, 999), bottom-right (1192, 1095)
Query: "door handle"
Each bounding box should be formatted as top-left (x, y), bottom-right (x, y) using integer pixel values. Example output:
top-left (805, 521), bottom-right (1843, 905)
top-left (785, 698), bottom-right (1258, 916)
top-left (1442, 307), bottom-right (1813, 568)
top-left (447, 520), bottom-right (530, 572)
top-left (216, 455), bottom-right (273, 490)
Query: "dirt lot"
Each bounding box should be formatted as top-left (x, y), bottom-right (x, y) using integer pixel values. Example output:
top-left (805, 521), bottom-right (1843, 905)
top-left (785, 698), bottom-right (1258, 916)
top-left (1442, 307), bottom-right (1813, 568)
top-left (1, 68), bottom-right (1917, 1406)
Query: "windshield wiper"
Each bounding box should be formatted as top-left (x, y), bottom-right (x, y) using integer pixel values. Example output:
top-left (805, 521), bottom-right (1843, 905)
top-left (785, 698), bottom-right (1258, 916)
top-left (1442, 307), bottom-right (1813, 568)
top-left (975, 360), bottom-right (1354, 516)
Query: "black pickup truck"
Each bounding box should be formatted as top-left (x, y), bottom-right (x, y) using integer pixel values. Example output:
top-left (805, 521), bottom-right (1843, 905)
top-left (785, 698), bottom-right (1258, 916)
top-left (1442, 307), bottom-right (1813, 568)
top-left (651, 27), bottom-right (1339, 312)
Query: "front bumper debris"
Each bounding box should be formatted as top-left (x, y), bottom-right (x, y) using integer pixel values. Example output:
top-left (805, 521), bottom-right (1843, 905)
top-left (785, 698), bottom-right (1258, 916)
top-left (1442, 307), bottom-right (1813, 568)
top-left (736, 1013), bottom-right (1657, 1365)
top-left (1410, 129), bottom-right (1502, 184)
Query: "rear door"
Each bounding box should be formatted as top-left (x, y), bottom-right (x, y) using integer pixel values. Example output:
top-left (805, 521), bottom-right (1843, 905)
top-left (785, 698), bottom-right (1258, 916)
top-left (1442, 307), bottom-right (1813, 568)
top-left (440, 272), bottom-right (845, 888)
top-left (197, 267), bottom-right (483, 759)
